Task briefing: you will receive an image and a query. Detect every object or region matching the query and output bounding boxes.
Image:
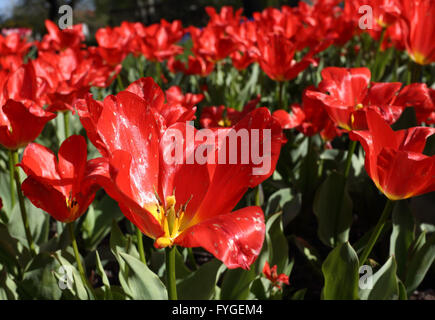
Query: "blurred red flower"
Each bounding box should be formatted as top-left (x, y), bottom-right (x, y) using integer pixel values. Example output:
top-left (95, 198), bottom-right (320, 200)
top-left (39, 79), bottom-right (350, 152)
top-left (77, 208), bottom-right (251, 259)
top-left (263, 261), bottom-right (289, 289)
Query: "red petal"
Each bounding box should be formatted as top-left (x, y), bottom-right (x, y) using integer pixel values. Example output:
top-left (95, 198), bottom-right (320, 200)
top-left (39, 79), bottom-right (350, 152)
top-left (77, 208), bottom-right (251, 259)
top-left (176, 206), bottom-right (265, 269)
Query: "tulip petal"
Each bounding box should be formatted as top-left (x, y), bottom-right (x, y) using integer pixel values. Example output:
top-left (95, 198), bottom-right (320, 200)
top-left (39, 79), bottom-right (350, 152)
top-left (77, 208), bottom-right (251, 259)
top-left (176, 206), bottom-right (265, 269)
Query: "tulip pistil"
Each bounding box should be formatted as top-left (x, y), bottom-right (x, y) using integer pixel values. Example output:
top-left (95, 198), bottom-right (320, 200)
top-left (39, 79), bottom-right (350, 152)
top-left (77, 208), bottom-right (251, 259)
top-left (155, 194), bottom-right (192, 248)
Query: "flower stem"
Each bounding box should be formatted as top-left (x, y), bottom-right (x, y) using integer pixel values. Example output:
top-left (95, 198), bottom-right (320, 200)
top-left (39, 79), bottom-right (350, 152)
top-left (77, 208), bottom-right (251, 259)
top-left (8, 151), bottom-right (16, 209)
top-left (165, 246), bottom-right (177, 300)
top-left (277, 81), bottom-right (284, 110)
top-left (63, 111), bottom-right (70, 139)
top-left (67, 222), bottom-right (95, 296)
top-left (359, 199), bottom-right (394, 266)
top-left (344, 140), bottom-right (357, 179)
top-left (11, 150), bottom-right (36, 256)
top-left (116, 74), bottom-right (124, 91)
top-left (136, 227), bottom-right (147, 265)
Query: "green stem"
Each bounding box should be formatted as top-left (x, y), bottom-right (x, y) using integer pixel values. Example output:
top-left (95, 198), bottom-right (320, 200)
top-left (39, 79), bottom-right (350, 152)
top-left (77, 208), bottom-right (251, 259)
top-left (155, 62), bottom-right (162, 86)
top-left (344, 140), bottom-right (357, 179)
top-left (359, 199), bottom-right (394, 266)
top-left (68, 223), bottom-right (95, 296)
top-left (116, 74), bottom-right (124, 91)
top-left (136, 227), bottom-right (147, 265)
top-left (63, 111), bottom-right (70, 139)
top-left (255, 185), bottom-right (262, 206)
top-left (165, 246), bottom-right (177, 300)
top-left (373, 27), bottom-right (386, 80)
top-left (11, 150), bottom-right (36, 256)
top-left (277, 81), bottom-right (284, 110)
top-left (8, 151), bottom-right (16, 209)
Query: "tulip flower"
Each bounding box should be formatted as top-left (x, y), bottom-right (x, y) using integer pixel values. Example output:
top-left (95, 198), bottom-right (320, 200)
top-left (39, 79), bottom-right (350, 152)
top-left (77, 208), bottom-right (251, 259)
top-left (168, 54), bottom-right (215, 77)
top-left (263, 261), bottom-right (289, 290)
top-left (0, 64), bottom-right (55, 150)
top-left (0, 33), bottom-right (32, 72)
top-left (253, 31), bottom-right (317, 82)
top-left (165, 86), bottom-right (204, 110)
top-left (200, 95), bottom-right (261, 128)
top-left (349, 109), bottom-right (435, 200)
top-left (39, 20), bottom-right (85, 52)
top-left (18, 135), bottom-right (102, 222)
top-left (79, 85), bottom-right (284, 269)
top-left (306, 67), bottom-right (405, 131)
top-left (272, 86), bottom-right (341, 140)
top-left (398, 0), bottom-right (435, 65)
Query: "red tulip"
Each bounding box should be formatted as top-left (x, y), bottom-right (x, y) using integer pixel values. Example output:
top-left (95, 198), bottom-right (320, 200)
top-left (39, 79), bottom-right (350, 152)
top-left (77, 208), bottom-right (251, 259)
top-left (272, 86), bottom-right (340, 140)
top-left (349, 109), bottom-right (435, 200)
top-left (306, 67), bottom-right (405, 131)
top-left (168, 54), bottom-right (215, 77)
top-left (395, 83), bottom-right (435, 125)
top-left (0, 64), bottom-right (55, 150)
top-left (95, 25), bottom-right (132, 65)
top-left (39, 20), bottom-right (85, 52)
top-left (189, 25), bottom-right (237, 63)
top-left (138, 19), bottom-right (184, 62)
top-left (18, 135), bottom-right (102, 222)
top-left (79, 84), bottom-right (284, 268)
top-left (398, 0), bottom-right (435, 65)
top-left (263, 261), bottom-right (289, 289)
top-left (200, 95), bottom-right (261, 128)
top-left (0, 33), bottom-right (32, 72)
top-left (205, 6), bottom-right (243, 29)
top-left (253, 31), bottom-right (317, 82)
top-left (165, 86), bottom-right (204, 110)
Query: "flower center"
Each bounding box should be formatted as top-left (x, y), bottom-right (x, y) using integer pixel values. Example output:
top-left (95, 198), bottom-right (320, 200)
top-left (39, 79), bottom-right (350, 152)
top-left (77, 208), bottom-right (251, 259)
top-left (155, 194), bottom-right (191, 248)
top-left (65, 194), bottom-right (80, 220)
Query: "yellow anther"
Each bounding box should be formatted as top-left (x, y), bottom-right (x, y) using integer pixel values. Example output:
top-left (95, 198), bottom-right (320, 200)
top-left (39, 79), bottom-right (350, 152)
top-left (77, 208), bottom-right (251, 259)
top-left (355, 103), bottom-right (364, 110)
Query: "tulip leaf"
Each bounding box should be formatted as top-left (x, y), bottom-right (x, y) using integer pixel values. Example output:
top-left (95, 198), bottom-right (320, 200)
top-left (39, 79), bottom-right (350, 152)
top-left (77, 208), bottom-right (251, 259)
top-left (389, 200), bottom-right (414, 278)
top-left (321, 242), bottom-right (359, 300)
top-left (404, 232), bottom-right (435, 294)
top-left (257, 212), bottom-right (290, 278)
top-left (0, 268), bottom-right (18, 299)
top-left (220, 267), bottom-right (256, 300)
top-left (359, 256), bottom-right (400, 300)
top-left (82, 196), bottom-right (123, 251)
top-left (52, 249), bottom-right (90, 300)
top-left (119, 252), bottom-right (167, 300)
top-left (19, 252), bottom-right (63, 299)
top-left (177, 259), bottom-right (222, 300)
top-left (0, 223), bottom-right (21, 276)
top-left (314, 172), bottom-right (353, 247)
top-left (0, 171), bottom-right (13, 221)
top-left (8, 198), bottom-right (50, 247)
top-left (95, 251), bottom-right (112, 300)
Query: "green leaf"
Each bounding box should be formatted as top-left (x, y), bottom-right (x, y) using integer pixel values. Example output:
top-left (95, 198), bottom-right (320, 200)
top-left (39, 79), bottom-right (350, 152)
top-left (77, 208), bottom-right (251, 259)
top-left (220, 267), bottom-right (257, 300)
top-left (8, 198), bottom-right (50, 247)
top-left (359, 256), bottom-right (399, 300)
top-left (0, 267), bottom-right (18, 299)
top-left (314, 172), bottom-right (353, 247)
top-left (95, 251), bottom-right (112, 300)
top-left (257, 212), bottom-right (289, 276)
top-left (119, 252), bottom-right (167, 300)
top-left (291, 288), bottom-right (307, 300)
top-left (0, 223), bottom-right (21, 275)
top-left (52, 249), bottom-right (89, 300)
top-left (81, 196), bottom-right (123, 251)
top-left (389, 200), bottom-right (414, 278)
top-left (321, 242), bottom-right (359, 300)
top-left (177, 259), bottom-right (222, 300)
top-left (405, 232), bottom-right (435, 294)
top-left (19, 252), bottom-right (63, 299)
